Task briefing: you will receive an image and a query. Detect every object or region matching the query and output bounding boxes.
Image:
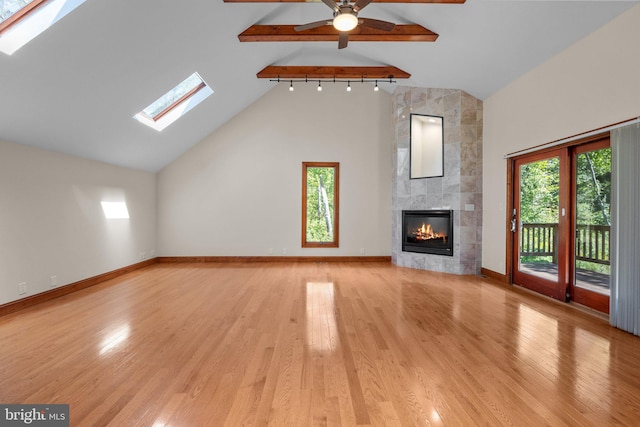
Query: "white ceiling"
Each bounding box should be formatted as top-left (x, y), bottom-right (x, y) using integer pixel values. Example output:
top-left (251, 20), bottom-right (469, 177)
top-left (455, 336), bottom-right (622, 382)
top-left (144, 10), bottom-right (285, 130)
top-left (0, 0), bottom-right (637, 172)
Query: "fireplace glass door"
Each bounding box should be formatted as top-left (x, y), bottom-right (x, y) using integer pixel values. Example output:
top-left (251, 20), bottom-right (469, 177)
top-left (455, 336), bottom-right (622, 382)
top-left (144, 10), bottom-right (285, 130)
top-left (402, 210), bottom-right (453, 256)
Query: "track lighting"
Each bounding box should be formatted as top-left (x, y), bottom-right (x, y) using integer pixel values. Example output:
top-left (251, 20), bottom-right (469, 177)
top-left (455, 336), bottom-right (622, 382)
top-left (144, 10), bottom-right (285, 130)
top-left (275, 76), bottom-right (396, 92)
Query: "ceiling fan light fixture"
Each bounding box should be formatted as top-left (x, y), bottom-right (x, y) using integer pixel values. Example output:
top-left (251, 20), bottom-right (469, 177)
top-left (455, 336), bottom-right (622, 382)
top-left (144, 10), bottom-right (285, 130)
top-left (333, 13), bottom-right (358, 32)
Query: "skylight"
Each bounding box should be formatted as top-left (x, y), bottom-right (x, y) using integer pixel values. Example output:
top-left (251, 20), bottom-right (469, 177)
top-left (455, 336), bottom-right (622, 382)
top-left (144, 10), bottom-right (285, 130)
top-left (0, 0), bottom-right (87, 55)
top-left (134, 72), bottom-right (213, 132)
top-left (0, 0), bottom-right (43, 29)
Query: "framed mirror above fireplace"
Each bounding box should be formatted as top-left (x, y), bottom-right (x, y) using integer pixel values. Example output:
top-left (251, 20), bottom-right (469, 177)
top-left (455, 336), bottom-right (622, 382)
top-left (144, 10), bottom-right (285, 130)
top-left (410, 114), bottom-right (444, 179)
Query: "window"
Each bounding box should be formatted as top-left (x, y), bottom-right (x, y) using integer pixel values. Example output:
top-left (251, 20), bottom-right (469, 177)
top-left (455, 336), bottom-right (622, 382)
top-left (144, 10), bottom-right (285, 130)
top-left (134, 72), bottom-right (213, 132)
top-left (0, 0), bottom-right (87, 55)
top-left (302, 162), bottom-right (339, 248)
top-left (0, 0), bottom-right (46, 32)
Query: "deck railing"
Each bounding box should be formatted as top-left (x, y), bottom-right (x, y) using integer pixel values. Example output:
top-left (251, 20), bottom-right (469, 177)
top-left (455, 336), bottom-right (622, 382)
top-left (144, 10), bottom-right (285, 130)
top-left (575, 224), bottom-right (610, 265)
top-left (521, 223), bottom-right (558, 262)
top-left (520, 223), bottom-right (610, 265)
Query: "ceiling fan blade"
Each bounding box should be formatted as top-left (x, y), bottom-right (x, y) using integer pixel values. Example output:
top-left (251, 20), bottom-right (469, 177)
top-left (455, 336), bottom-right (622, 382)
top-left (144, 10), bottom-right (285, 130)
top-left (338, 31), bottom-right (348, 49)
top-left (359, 18), bottom-right (396, 31)
top-left (294, 20), bottom-right (332, 31)
top-left (353, 0), bottom-right (372, 12)
top-left (320, 0), bottom-right (340, 12)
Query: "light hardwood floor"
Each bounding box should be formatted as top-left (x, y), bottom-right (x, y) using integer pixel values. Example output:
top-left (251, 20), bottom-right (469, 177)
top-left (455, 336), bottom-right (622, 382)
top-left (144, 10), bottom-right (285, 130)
top-left (1, 262), bottom-right (639, 426)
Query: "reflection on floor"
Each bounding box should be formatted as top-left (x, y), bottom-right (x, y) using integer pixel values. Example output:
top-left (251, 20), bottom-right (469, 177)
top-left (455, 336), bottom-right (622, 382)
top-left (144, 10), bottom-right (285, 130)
top-left (2, 262), bottom-right (637, 426)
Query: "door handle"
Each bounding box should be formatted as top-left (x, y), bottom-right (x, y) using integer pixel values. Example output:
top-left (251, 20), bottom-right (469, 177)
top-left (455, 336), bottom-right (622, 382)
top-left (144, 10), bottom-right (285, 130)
top-left (511, 208), bottom-right (517, 232)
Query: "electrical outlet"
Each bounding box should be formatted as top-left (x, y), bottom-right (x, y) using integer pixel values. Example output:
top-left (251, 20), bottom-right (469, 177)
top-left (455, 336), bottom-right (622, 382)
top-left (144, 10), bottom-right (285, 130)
top-left (360, 247), bottom-right (366, 255)
top-left (50, 275), bottom-right (57, 288)
top-left (268, 248), bottom-right (273, 255)
top-left (18, 282), bottom-right (27, 295)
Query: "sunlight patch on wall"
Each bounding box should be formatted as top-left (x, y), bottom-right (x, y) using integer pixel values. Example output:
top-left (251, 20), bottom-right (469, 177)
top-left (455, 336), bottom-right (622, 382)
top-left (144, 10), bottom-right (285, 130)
top-left (101, 201), bottom-right (129, 219)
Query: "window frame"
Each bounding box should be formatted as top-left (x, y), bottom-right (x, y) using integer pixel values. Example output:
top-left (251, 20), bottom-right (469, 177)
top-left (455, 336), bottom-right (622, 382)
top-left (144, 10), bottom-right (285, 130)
top-left (0, 0), bottom-right (48, 35)
top-left (147, 81), bottom-right (206, 122)
top-left (0, 0), bottom-right (89, 55)
top-left (133, 72), bottom-right (212, 132)
top-left (302, 161), bottom-right (340, 248)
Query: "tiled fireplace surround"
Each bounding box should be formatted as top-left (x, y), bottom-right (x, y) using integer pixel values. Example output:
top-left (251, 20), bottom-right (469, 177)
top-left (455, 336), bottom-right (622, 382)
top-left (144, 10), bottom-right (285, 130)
top-left (392, 87), bottom-right (483, 275)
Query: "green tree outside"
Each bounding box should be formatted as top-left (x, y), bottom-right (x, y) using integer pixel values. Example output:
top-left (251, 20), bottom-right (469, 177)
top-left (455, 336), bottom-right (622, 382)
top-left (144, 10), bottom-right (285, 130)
top-left (306, 167), bottom-right (335, 243)
top-left (519, 148), bottom-right (611, 274)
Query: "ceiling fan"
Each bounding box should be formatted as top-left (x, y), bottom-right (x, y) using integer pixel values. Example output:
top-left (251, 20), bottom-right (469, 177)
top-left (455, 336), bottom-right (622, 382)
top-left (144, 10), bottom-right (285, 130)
top-left (294, 0), bottom-right (396, 49)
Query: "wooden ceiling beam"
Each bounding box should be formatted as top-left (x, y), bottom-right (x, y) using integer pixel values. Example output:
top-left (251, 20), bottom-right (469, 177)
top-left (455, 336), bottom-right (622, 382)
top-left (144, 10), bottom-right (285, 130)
top-left (226, 0), bottom-right (464, 3)
top-left (239, 24), bottom-right (438, 43)
top-left (257, 65), bottom-right (411, 79)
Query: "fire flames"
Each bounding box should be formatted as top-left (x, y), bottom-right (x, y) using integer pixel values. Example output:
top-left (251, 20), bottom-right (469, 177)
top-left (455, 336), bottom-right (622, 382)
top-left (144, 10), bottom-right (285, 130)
top-left (412, 223), bottom-right (446, 242)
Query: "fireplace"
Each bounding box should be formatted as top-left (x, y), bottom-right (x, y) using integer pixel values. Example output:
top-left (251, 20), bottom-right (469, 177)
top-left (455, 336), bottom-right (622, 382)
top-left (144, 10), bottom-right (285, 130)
top-left (402, 210), bottom-right (453, 256)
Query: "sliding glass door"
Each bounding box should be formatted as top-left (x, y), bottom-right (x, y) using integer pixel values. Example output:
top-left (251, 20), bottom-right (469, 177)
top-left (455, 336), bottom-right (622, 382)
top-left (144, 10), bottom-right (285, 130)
top-left (511, 137), bottom-right (611, 313)
top-left (513, 149), bottom-right (569, 301)
top-left (571, 139), bottom-right (611, 313)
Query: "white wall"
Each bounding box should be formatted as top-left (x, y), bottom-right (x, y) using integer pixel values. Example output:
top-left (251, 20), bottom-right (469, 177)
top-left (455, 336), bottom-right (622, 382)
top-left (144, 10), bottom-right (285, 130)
top-left (483, 4), bottom-right (640, 274)
top-left (158, 82), bottom-right (393, 257)
top-left (0, 140), bottom-right (157, 305)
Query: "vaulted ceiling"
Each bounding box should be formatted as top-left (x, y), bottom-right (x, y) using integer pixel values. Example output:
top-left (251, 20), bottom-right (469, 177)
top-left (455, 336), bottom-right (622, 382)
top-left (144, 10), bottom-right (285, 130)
top-left (0, 0), bottom-right (637, 172)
